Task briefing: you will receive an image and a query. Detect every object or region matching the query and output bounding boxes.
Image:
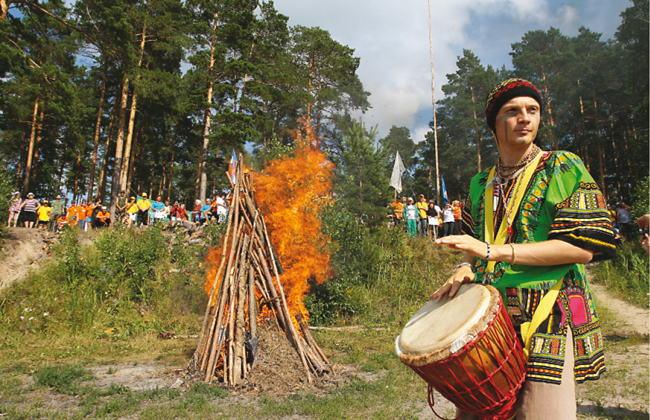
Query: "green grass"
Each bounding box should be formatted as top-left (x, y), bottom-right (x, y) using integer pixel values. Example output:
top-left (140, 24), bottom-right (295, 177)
top-left (0, 226), bottom-right (647, 419)
top-left (35, 365), bottom-right (95, 394)
top-left (590, 241), bottom-right (649, 308)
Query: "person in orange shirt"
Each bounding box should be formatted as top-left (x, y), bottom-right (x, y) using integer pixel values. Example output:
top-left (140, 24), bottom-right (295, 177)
top-left (452, 200), bottom-right (462, 235)
top-left (391, 197), bottom-right (405, 226)
top-left (78, 200), bottom-right (88, 230)
top-left (65, 202), bottom-right (80, 228)
top-left (95, 206), bottom-right (111, 228)
top-left (84, 201), bottom-right (94, 231)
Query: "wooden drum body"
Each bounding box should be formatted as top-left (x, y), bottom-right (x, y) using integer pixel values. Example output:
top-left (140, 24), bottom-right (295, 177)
top-left (396, 284), bottom-right (526, 420)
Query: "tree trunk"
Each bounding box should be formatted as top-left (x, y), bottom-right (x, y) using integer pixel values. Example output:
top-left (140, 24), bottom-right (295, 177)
top-left (137, 138), bottom-right (146, 194)
top-left (607, 105), bottom-right (622, 199)
top-left (98, 106), bottom-right (117, 201)
top-left (23, 96), bottom-right (39, 193)
top-left (540, 73), bottom-right (557, 150)
top-left (126, 126), bottom-right (141, 196)
top-left (30, 105), bottom-right (45, 181)
top-left (623, 117), bottom-right (635, 174)
top-left (73, 150), bottom-right (82, 203)
top-left (110, 75), bottom-right (130, 218)
top-left (199, 12), bottom-right (219, 203)
top-left (167, 132), bottom-right (175, 202)
top-left (120, 21), bottom-right (147, 193)
top-left (158, 162), bottom-right (166, 198)
top-left (14, 141), bottom-right (24, 191)
top-left (470, 85), bottom-right (482, 172)
top-left (88, 71), bottom-right (107, 202)
top-left (593, 98), bottom-right (607, 200)
top-left (57, 158), bottom-right (66, 194)
top-left (578, 94), bottom-right (591, 171)
top-left (120, 84), bottom-right (139, 191)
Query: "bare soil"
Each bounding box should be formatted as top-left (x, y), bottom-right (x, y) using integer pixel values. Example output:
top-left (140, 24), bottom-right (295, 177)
top-left (0, 227), bottom-right (55, 289)
top-left (589, 282), bottom-right (648, 335)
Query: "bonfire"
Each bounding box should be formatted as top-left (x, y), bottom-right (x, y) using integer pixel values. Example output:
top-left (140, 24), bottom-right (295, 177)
top-left (191, 126), bottom-right (334, 386)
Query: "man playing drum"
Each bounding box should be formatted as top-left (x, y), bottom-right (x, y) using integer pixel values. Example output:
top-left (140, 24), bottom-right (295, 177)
top-left (430, 79), bottom-right (616, 419)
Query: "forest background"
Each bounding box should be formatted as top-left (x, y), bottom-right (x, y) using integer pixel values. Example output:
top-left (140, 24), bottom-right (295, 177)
top-left (0, 0), bottom-right (647, 220)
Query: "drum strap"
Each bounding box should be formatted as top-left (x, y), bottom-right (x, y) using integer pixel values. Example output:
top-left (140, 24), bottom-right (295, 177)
top-left (520, 278), bottom-right (563, 360)
top-left (484, 152), bottom-right (543, 277)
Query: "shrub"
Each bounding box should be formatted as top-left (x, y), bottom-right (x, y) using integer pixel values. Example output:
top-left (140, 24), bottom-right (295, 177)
top-left (0, 225), bottom-right (206, 339)
top-left (631, 176), bottom-right (649, 220)
top-left (308, 204), bottom-right (453, 325)
top-left (93, 225), bottom-right (167, 302)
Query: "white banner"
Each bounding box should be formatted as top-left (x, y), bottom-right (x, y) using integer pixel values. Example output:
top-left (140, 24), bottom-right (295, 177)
top-left (389, 151), bottom-right (406, 194)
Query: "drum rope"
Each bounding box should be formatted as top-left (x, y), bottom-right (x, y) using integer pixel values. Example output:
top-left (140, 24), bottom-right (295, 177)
top-left (424, 302), bottom-right (525, 420)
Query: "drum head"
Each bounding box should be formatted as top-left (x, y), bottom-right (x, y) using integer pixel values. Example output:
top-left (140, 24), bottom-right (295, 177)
top-left (397, 284), bottom-right (500, 366)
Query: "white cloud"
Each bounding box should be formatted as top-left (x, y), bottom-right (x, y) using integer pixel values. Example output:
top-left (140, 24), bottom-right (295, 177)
top-left (413, 125), bottom-right (431, 145)
top-left (272, 0), bottom-right (628, 140)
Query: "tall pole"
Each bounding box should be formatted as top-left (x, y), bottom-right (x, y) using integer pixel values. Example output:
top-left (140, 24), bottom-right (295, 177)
top-left (427, 0), bottom-right (441, 204)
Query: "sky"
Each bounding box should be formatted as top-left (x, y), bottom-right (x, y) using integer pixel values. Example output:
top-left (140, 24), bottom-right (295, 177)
top-left (271, 0), bottom-right (632, 143)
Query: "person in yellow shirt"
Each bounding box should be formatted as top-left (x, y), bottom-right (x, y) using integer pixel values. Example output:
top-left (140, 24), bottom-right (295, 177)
top-left (126, 196), bottom-right (138, 226)
top-left (416, 194), bottom-right (429, 237)
top-left (137, 193), bottom-right (152, 226)
top-left (37, 201), bottom-right (51, 229)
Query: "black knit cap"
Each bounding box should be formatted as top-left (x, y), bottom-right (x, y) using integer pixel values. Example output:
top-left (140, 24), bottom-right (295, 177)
top-left (485, 78), bottom-right (543, 133)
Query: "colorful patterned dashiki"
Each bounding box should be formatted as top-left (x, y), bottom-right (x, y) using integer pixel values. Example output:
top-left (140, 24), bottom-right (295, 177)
top-left (461, 151), bottom-right (616, 385)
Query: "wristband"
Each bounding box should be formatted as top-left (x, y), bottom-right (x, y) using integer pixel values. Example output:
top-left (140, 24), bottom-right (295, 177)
top-left (510, 243), bottom-right (517, 265)
top-left (453, 262), bottom-right (472, 274)
top-left (485, 242), bottom-right (491, 261)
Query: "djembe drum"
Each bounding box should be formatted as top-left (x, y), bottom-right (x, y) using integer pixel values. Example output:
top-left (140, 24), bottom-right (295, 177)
top-left (395, 284), bottom-right (526, 420)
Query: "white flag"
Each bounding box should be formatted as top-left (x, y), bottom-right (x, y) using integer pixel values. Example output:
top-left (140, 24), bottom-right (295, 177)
top-left (389, 151), bottom-right (406, 194)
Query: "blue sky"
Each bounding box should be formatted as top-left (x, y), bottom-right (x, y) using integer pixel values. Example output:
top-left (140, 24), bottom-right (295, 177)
top-left (272, 0), bottom-right (631, 143)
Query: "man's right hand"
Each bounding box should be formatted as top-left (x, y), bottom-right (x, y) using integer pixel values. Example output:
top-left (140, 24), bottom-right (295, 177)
top-left (429, 265), bottom-right (474, 300)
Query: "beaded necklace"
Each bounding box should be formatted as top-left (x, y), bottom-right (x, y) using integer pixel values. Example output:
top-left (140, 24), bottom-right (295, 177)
top-left (496, 145), bottom-right (541, 236)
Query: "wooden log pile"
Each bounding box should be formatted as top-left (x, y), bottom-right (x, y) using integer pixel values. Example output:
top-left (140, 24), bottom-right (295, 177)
top-left (191, 159), bottom-right (330, 386)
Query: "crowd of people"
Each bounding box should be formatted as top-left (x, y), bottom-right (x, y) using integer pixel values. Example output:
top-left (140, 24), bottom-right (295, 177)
top-left (388, 195), bottom-right (464, 240)
top-left (385, 193), bottom-right (648, 251)
top-left (6, 190), bottom-right (230, 232)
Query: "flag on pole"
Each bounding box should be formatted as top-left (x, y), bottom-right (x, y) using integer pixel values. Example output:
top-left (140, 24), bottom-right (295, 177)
top-left (229, 150), bottom-right (238, 184)
top-left (389, 151), bottom-right (406, 194)
top-left (441, 175), bottom-right (449, 205)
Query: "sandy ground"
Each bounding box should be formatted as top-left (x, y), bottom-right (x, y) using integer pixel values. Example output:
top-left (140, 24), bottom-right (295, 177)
top-left (589, 282), bottom-right (648, 335)
top-left (0, 227), bottom-right (56, 289)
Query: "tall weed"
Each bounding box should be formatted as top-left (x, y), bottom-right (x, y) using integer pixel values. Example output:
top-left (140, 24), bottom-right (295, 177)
top-left (0, 226), bottom-right (206, 341)
top-left (591, 241), bottom-right (649, 308)
top-left (308, 207), bottom-right (459, 325)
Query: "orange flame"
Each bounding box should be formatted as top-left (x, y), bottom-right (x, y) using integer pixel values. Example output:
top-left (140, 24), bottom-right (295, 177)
top-left (202, 120), bottom-right (334, 322)
top-left (254, 120), bottom-right (334, 321)
top-left (204, 243), bottom-right (225, 297)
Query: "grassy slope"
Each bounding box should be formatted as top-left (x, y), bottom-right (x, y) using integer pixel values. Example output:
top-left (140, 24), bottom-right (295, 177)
top-left (0, 229), bottom-right (647, 419)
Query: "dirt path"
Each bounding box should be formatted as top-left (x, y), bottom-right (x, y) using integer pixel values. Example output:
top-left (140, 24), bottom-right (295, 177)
top-left (576, 275), bottom-right (649, 419)
top-left (590, 282), bottom-right (648, 335)
top-left (0, 227), bottom-right (56, 289)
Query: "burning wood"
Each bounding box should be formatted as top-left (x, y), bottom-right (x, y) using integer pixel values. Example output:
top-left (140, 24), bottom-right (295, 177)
top-left (191, 157), bottom-right (330, 386)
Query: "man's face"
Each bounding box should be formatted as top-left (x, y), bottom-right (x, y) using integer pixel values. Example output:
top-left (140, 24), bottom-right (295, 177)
top-left (495, 96), bottom-right (540, 147)
top-left (56, 196), bottom-right (61, 201)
